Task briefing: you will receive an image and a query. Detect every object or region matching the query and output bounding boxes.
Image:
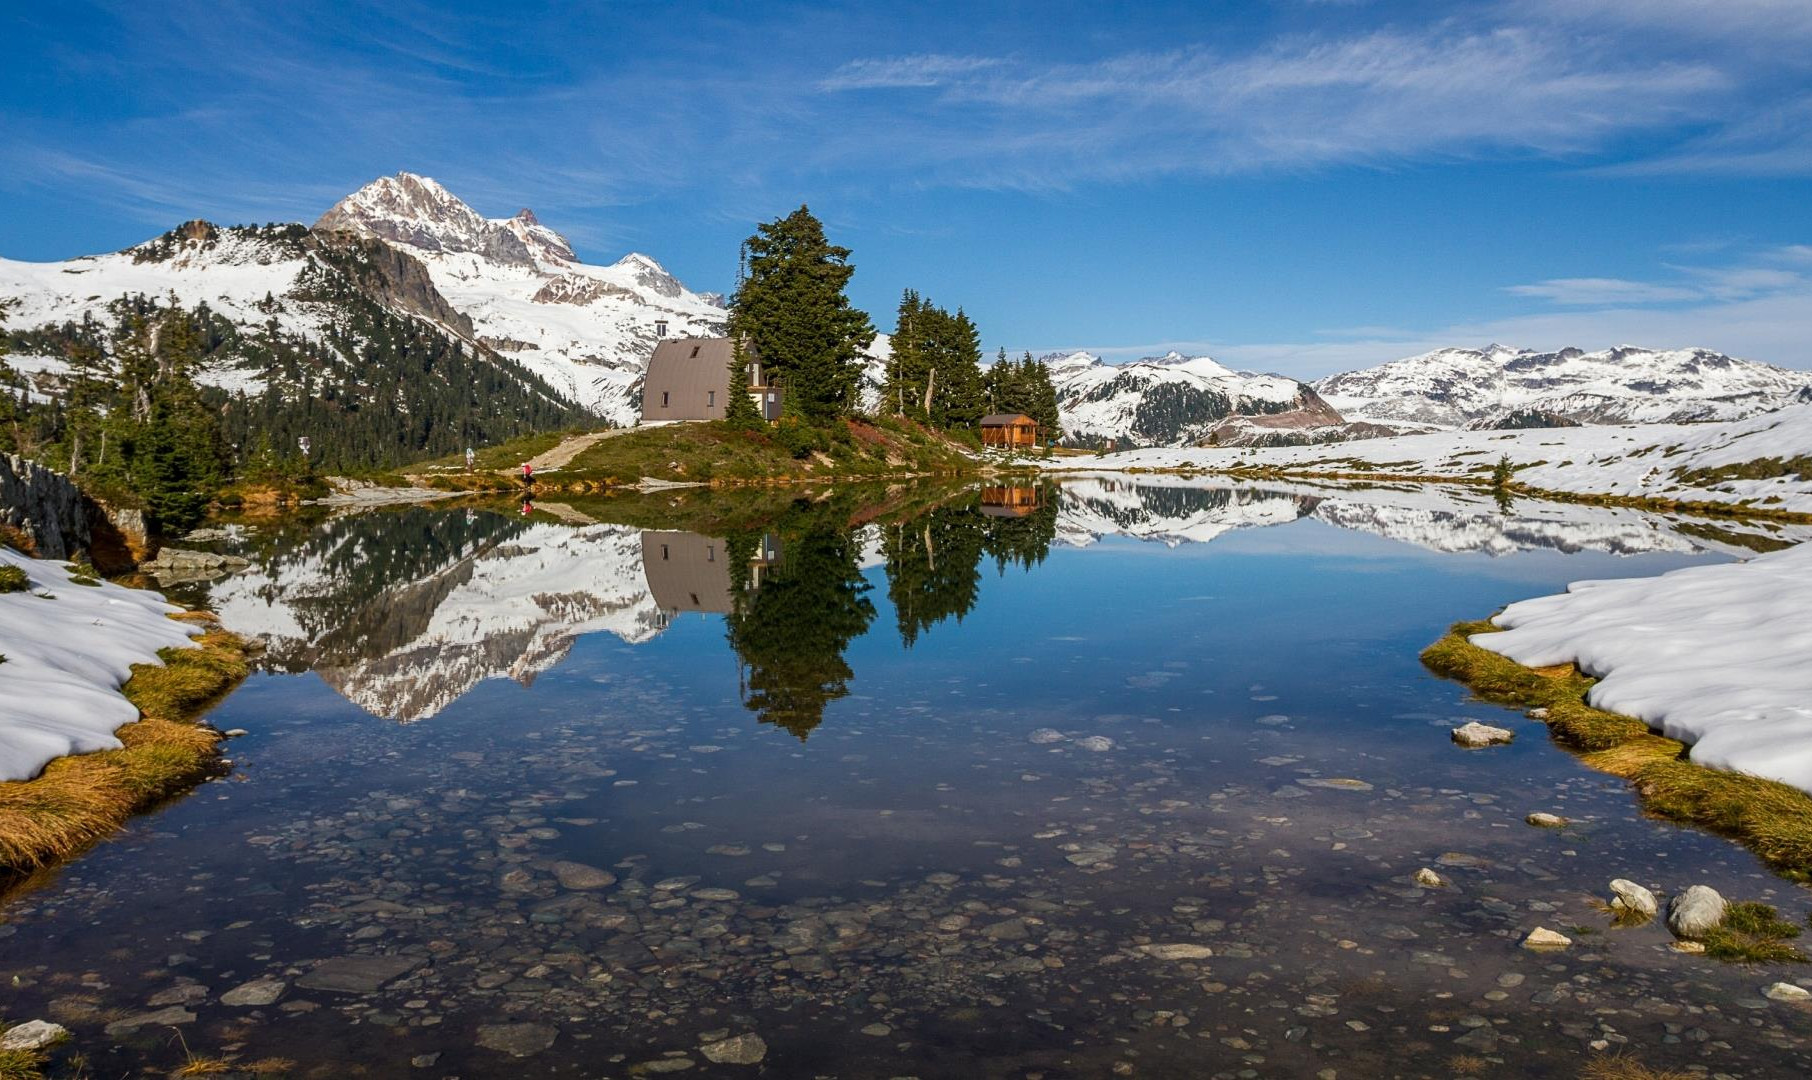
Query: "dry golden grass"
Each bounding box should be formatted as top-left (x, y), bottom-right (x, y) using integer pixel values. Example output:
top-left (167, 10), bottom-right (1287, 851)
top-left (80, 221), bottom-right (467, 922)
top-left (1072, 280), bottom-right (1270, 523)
top-left (1579, 1055), bottom-right (1693, 1080)
top-left (0, 622), bottom-right (247, 887)
top-left (1424, 621), bottom-right (1812, 882)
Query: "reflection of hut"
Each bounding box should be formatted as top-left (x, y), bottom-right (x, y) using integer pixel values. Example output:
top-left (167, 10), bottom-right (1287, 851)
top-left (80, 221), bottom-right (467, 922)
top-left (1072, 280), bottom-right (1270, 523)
top-left (642, 531), bottom-right (732, 617)
top-left (980, 413), bottom-right (1039, 449)
top-left (641, 531), bottom-right (783, 624)
top-left (979, 485), bottom-right (1042, 518)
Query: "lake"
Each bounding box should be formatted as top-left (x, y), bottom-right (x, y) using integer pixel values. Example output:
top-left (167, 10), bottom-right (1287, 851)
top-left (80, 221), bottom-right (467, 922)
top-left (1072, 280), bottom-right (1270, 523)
top-left (4, 477), bottom-right (1809, 1078)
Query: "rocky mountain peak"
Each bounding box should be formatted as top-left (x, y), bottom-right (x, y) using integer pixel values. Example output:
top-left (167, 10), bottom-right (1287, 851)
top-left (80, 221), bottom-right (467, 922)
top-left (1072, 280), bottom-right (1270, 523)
top-left (314, 172), bottom-right (575, 268)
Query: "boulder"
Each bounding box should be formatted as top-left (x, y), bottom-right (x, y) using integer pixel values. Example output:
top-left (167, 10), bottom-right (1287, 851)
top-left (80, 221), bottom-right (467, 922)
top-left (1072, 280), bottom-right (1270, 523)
top-left (1763, 982), bottom-right (1811, 1003)
top-left (1525, 812), bottom-right (1569, 828)
top-left (1666, 885), bottom-right (1727, 940)
top-left (1521, 927), bottom-right (1572, 949)
top-left (552, 861), bottom-right (617, 890)
top-left (1608, 879), bottom-right (1658, 919)
top-left (1414, 868), bottom-right (1446, 888)
top-left (0, 1020), bottom-right (68, 1051)
top-left (1451, 722), bottom-right (1514, 748)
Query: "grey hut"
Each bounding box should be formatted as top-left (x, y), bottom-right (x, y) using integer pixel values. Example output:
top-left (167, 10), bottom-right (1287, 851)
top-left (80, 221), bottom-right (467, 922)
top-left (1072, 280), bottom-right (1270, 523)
top-left (640, 337), bottom-right (782, 423)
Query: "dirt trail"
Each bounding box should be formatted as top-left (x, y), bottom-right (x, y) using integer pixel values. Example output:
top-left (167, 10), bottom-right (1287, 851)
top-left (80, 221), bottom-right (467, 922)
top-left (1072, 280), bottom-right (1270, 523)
top-left (510, 430), bottom-right (621, 474)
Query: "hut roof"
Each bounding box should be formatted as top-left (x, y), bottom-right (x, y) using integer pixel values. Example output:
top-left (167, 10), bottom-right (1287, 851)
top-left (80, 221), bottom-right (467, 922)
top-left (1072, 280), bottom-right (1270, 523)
top-left (979, 413), bottom-right (1036, 426)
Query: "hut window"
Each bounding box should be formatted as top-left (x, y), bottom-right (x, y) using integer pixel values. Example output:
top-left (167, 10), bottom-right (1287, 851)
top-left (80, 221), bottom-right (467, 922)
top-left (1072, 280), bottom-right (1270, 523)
top-left (707, 545), bottom-right (716, 562)
top-left (708, 390), bottom-right (716, 407)
top-left (661, 544), bottom-right (669, 560)
top-left (661, 391), bottom-right (669, 407)
top-left (690, 344), bottom-right (701, 358)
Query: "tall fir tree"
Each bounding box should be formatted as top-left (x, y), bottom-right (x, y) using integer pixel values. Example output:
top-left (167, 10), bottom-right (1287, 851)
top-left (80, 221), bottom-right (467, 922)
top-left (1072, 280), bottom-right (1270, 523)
top-left (728, 206), bottom-right (873, 424)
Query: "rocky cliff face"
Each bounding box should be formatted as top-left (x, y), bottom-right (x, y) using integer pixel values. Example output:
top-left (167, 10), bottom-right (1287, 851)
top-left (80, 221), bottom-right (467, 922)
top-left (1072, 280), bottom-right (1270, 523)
top-left (1, 453), bottom-right (90, 560)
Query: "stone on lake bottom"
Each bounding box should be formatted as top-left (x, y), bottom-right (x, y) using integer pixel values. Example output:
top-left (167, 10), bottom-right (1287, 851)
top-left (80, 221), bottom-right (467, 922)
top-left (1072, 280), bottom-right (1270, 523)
top-left (476, 1022), bottom-right (559, 1057)
top-left (1666, 884), bottom-right (1727, 941)
top-left (1414, 868), bottom-right (1446, 888)
top-left (1525, 812), bottom-right (1568, 828)
top-left (1028, 728), bottom-right (1066, 744)
top-left (1076, 735), bottom-right (1116, 752)
top-left (552, 861), bottom-right (617, 890)
top-left (103, 1005), bottom-right (196, 1036)
top-left (699, 1033), bottom-right (767, 1064)
top-left (1137, 943), bottom-right (1215, 960)
top-left (1608, 879), bottom-right (1658, 919)
top-left (1763, 982), bottom-right (1810, 1003)
top-left (0, 1020), bottom-right (68, 1051)
top-left (1522, 927), bottom-right (1572, 949)
top-left (1451, 722), bottom-right (1514, 748)
top-left (296, 954), bottom-right (424, 994)
top-left (1299, 778), bottom-right (1374, 792)
top-left (220, 977), bottom-right (287, 1006)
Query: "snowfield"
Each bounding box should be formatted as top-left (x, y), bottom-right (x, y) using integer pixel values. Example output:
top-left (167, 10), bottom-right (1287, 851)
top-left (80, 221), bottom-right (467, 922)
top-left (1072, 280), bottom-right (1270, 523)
top-left (1049, 403), bottom-right (1812, 515)
top-left (1477, 541), bottom-right (1812, 795)
top-left (0, 547), bottom-right (200, 782)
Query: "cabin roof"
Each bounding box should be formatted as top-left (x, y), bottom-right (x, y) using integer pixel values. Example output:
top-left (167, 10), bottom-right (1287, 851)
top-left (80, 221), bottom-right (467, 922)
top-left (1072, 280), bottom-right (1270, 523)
top-left (979, 413), bottom-right (1036, 426)
top-left (645, 337), bottom-right (736, 397)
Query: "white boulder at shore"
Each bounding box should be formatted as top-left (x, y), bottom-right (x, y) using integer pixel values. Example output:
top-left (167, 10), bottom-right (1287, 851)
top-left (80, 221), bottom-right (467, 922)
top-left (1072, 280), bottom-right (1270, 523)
top-left (1475, 542), bottom-right (1812, 794)
top-left (0, 546), bottom-right (200, 782)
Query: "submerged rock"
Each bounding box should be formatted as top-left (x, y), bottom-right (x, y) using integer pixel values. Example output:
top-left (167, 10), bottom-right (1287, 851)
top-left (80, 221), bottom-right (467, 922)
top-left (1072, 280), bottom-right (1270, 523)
top-left (552, 861), bottom-right (617, 890)
top-left (1763, 982), bottom-right (1811, 1003)
top-left (1609, 879), bottom-right (1658, 919)
top-left (1667, 885), bottom-right (1727, 940)
top-left (699, 1033), bottom-right (767, 1065)
top-left (1525, 812), bottom-right (1568, 828)
top-left (1027, 728), bottom-right (1067, 744)
top-left (1451, 722), bottom-right (1514, 748)
top-left (1076, 735), bottom-right (1117, 752)
top-left (1136, 943), bottom-right (1215, 960)
top-left (296, 954), bottom-right (424, 993)
top-left (220, 977), bottom-right (287, 1006)
top-left (1414, 868), bottom-right (1446, 888)
top-left (477, 1022), bottom-right (559, 1057)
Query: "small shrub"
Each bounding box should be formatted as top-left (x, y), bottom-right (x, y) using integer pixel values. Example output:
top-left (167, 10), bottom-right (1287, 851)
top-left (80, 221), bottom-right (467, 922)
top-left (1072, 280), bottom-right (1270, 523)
top-left (1702, 901), bottom-right (1807, 963)
top-left (0, 566), bottom-right (29, 593)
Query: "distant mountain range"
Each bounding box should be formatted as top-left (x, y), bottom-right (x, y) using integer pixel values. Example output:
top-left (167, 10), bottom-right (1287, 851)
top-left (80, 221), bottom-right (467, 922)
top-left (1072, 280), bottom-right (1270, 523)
top-left (4, 172), bottom-right (1808, 452)
top-left (1312, 343), bottom-right (1812, 430)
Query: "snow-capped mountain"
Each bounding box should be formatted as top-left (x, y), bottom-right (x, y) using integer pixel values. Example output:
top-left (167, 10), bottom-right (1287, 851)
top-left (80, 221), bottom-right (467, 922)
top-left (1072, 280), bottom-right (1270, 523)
top-left (1314, 344), bottom-right (1811, 430)
top-left (1045, 350), bottom-right (1342, 448)
top-left (314, 172), bottom-right (726, 421)
top-left (1055, 474), bottom-right (1318, 546)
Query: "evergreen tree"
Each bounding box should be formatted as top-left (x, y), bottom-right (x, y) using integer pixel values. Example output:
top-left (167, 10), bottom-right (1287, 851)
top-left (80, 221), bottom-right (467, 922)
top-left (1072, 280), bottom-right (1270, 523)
top-left (724, 339), bottom-right (763, 427)
top-left (728, 206), bottom-right (873, 424)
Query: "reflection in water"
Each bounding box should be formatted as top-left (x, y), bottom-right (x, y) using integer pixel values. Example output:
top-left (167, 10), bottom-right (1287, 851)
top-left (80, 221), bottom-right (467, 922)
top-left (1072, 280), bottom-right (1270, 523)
top-left (191, 477), bottom-right (1806, 725)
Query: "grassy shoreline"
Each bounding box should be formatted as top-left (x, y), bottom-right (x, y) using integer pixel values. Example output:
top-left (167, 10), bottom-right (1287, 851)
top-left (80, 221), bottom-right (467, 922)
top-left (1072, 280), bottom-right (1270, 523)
top-left (0, 612), bottom-right (249, 895)
top-left (1422, 619), bottom-right (1812, 882)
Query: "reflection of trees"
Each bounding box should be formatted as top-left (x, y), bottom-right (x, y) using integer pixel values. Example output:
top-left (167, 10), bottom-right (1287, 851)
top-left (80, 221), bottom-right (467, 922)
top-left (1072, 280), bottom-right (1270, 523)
top-left (884, 483), bottom-right (1058, 648)
top-left (724, 506), bottom-right (876, 740)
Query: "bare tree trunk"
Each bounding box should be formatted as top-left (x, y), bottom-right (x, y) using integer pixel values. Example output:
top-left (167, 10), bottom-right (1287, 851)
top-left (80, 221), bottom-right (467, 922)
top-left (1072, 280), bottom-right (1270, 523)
top-left (922, 367), bottom-right (935, 417)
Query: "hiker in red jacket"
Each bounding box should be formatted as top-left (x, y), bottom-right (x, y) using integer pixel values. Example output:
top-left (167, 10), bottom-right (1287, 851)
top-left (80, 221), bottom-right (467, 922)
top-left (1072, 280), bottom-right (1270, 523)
top-left (521, 461), bottom-right (534, 487)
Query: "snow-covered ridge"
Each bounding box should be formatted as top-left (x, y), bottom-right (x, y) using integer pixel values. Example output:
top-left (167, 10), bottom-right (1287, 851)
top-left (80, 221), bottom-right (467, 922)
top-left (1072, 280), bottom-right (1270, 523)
top-left (0, 546), bottom-right (200, 781)
top-left (1315, 343), bottom-right (1811, 429)
top-left (1046, 350), bottom-right (1333, 448)
top-left (1049, 403), bottom-right (1812, 516)
top-left (1479, 542), bottom-right (1812, 795)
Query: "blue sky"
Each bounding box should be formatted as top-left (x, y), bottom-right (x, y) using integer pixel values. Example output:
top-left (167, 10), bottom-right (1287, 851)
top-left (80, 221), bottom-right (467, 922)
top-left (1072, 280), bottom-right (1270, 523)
top-left (3, 0), bottom-right (1811, 375)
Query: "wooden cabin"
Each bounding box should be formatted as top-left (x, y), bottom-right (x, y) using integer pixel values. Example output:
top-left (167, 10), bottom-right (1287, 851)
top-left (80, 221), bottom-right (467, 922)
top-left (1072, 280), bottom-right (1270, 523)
top-left (979, 413), bottom-right (1039, 449)
top-left (640, 337), bottom-right (783, 423)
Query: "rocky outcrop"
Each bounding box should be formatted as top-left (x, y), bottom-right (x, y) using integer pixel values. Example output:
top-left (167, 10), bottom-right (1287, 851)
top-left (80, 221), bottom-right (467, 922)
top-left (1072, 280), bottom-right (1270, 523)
top-left (1, 455), bottom-right (155, 572)
top-left (309, 231), bottom-right (477, 337)
top-left (1, 453), bottom-right (92, 560)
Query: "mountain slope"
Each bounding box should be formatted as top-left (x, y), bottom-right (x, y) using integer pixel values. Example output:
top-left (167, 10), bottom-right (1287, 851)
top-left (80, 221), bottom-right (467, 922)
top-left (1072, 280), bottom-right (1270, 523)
top-left (1044, 350), bottom-right (1341, 448)
top-left (1314, 344), bottom-right (1811, 429)
top-left (1, 221), bottom-right (583, 470)
top-left (314, 172), bottom-right (726, 421)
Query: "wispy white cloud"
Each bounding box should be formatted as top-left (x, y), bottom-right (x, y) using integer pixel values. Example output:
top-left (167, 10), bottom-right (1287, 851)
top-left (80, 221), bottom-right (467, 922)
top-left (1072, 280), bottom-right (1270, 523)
top-left (819, 55), bottom-right (1003, 90)
top-left (1505, 278), bottom-right (1703, 306)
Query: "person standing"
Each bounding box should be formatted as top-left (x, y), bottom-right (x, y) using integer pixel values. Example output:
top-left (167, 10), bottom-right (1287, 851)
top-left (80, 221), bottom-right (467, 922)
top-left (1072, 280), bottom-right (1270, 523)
top-left (522, 461), bottom-right (534, 487)
top-left (465, 446), bottom-right (475, 472)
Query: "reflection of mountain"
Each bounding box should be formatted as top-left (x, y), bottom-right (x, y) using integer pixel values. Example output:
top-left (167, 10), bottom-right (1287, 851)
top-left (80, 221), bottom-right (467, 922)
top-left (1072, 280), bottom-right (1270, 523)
top-left (1052, 474), bottom-right (1812, 557)
top-left (1056, 475), bottom-right (1318, 547)
top-left (208, 510), bottom-right (666, 721)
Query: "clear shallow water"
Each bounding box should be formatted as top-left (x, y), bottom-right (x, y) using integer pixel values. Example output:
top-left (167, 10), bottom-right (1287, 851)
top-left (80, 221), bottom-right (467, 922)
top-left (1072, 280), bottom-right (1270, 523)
top-left (4, 479), bottom-right (1810, 1078)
